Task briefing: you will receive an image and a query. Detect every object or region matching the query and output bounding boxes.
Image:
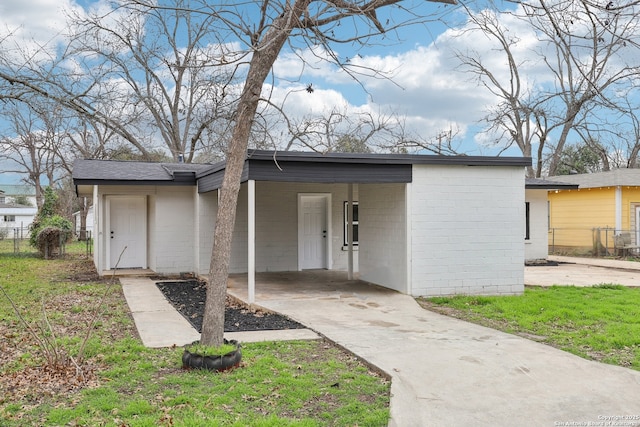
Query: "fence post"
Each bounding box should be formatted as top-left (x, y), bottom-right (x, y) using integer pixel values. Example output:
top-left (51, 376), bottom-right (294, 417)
top-left (86, 230), bottom-right (92, 256)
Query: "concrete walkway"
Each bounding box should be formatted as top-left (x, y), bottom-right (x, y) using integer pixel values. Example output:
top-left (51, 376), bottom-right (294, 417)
top-left (120, 263), bottom-right (640, 427)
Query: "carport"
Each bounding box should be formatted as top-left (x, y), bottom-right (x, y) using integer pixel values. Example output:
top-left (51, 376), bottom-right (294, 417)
top-left (195, 151), bottom-right (414, 303)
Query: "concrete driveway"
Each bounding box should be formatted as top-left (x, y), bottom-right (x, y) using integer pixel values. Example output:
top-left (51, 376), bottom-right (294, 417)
top-left (227, 269), bottom-right (640, 427)
top-left (526, 255), bottom-right (640, 287)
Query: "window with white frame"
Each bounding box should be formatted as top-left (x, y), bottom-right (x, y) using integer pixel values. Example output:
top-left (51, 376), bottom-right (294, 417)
top-left (343, 201), bottom-right (358, 246)
top-left (3, 215), bottom-right (15, 222)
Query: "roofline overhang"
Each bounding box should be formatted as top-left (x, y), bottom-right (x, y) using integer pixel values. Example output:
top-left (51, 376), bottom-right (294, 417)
top-left (525, 183), bottom-right (579, 190)
top-left (244, 149), bottom-right (532, 166)
top-left (197, 150), bottom-right (532, 180)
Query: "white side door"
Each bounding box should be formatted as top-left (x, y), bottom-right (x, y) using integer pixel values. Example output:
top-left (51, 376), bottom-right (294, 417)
top-left (108, 196), bottom-right (147, 269)
top-left (298, 194), bottom-right (330, 270)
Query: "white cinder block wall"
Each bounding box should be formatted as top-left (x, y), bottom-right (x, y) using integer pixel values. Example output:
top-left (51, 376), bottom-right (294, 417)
top-left (358, 183), bottom-right (408, 293)
top-left (196, 191), bottom-right (217, 275)
top-left (151, 186), bottom-right (197, 274)
top-left (410, 165), bottom-right (525, 297)
top-left (525, 189), bottom-right (549, 262)
top-left (226, 181), bottom-right (358, 273)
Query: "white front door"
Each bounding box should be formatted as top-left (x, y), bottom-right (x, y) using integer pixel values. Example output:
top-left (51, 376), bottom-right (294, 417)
top-left (108, 196), bottom-right (146, 269)
top-left (298, 194), bottom-right (330, 270)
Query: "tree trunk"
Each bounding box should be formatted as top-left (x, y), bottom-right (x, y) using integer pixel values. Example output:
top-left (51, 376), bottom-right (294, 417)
top-left (199, 1), bottom-right (310, 346)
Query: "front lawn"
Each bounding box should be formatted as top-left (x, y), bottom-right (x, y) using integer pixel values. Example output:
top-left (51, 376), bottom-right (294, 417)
top-left (0, 243), bottom-right (390, 426)
top-left (418, 285), bottom-right (640, 370)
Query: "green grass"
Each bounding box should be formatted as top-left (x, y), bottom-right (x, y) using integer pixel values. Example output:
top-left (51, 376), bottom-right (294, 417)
top-left (419, 285), bottom-right (640, 370)
top-left (0, 243), bottom-right (390, 426)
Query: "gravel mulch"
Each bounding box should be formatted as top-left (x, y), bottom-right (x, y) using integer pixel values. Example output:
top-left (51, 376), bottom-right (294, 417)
top-left (156, 280), bottom-right (305, 333)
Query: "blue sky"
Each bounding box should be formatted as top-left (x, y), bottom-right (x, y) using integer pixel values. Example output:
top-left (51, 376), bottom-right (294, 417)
top-left (0, 0), bottom-right (548, 185)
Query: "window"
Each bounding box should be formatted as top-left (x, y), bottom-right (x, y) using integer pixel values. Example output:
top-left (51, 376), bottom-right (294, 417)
top-left (0, 196), bottom-right (5, 203)
top-left (343, 201), bottom-right (359, 246)
top-left (3, 215), bottom-right (15, 222)
top-left (525, 202), bottom-right (530, 241)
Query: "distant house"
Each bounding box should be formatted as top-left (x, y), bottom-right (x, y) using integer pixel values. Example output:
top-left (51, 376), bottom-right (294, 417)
top-left (524, 178), bottom-right (578, 263)
top-left (72, 205), bottom-right (94, 238)
top-left (73, 149), bottom-right (532, 300)
top-left (547, 169), bottom-right (640, 254)
top-left (0, 185), bottom-right (38, 239)
top-left (0, 185), bottom-right (37, 207)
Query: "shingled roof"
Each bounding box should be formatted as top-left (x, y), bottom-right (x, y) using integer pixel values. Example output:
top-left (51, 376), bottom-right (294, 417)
top-left (544, 169), bottom-right (640, 188)
top-left (72, 159), bottom-right (213, 185)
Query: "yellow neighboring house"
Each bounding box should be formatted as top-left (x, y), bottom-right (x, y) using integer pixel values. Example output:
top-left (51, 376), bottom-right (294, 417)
top-left (547, 169), bottom-right (640, 254)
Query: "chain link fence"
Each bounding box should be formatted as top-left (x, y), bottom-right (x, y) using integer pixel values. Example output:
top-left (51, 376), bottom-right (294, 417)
top-left (549, 227), bottom-right (640, 257)
top-left (0, 227), bottom-right (92, 256)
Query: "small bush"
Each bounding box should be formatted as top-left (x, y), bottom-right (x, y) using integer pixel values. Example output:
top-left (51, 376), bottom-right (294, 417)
top-left (30, 216), bottom-right (73, 258)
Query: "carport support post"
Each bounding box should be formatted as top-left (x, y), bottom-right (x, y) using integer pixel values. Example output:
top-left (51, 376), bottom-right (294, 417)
top-left (347, 183), bottom-right (354, 280)
top-left (248, 179), bottom-right (256, 303)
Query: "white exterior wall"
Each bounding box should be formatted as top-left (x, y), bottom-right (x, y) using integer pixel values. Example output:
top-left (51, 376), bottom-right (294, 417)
top-left (94, 185), bottom-right (198, 275)
top-left (525, 189), bottom-right (549, 262)
top-left (151, 186), bottom-right (197, 274)
top-left (358, 183), bottom-right (408, 293)
top-left (196, 191), bottom-right (217, 275)
top-left (226, 181), bottom-right (358, 273)
top-left (410, 165), bottom-right (525, 297)
top-left (0, 206), bottom-right (37, 237)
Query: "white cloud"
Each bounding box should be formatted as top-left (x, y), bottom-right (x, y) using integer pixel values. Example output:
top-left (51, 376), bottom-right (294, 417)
top-left (0, 1), bottom-right (559, 157)
top-left (267, 4), bottom-right (560, 154)
top-left (0, 0), bottom-right (83, 58)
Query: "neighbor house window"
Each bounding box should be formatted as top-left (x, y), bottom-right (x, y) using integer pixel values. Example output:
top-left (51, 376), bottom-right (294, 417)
top-left (3, 215), bottom-right (15, 222)
top-left (525, 202), bottom-right (530, 241)
top-left (0, 196), bottom-right (5, 203)
top-left (343, 201), bottom-right (359, 246)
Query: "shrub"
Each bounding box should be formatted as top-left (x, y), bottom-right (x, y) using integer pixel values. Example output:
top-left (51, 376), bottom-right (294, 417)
top-left (30, 215), bottom-right (73, 257)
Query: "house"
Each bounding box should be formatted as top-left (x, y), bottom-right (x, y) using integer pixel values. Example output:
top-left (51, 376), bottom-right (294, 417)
top-left (0, 184), bottom-right (37, 206)
top-left (0, 185), bottom-right (38, 239)
top-left (524, 178), bottom-right (579, 263)
top-left (72, 150), bottom-right (531, 299)
top-left (72, 205), bottom-right (94, 239)
top-left (547, 169), bottom-right (640, 254)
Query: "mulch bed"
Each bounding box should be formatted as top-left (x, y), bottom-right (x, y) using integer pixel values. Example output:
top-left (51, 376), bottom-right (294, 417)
top-left (156, 280), bottom-right (305, 333)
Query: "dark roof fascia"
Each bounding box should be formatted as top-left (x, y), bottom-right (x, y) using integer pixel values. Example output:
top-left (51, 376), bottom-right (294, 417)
top-left (196, 150), bottom-right (532, 178)
top-left (525, 178), bottom-right (579, 190)
top-left (196, 150), bottom-right (531, 193)
top-left (197, 158), bottom-right (413, 193)
top-left (244, 149), bottom-right (532, 167)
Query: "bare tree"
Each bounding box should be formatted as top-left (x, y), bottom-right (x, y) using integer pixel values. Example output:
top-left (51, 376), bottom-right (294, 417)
top-left (0, 99), bottom-right (66, 208)
top-left (1, 0), bottom-right (454, 346)
top-left (455, 0), bottom-right (640, 177)
top-left (127, 0), bottom-right (453, 346)
top-left (277, 103), bottom-right (401, 153)
top-left (0, 0), bottom-right (239, 163)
